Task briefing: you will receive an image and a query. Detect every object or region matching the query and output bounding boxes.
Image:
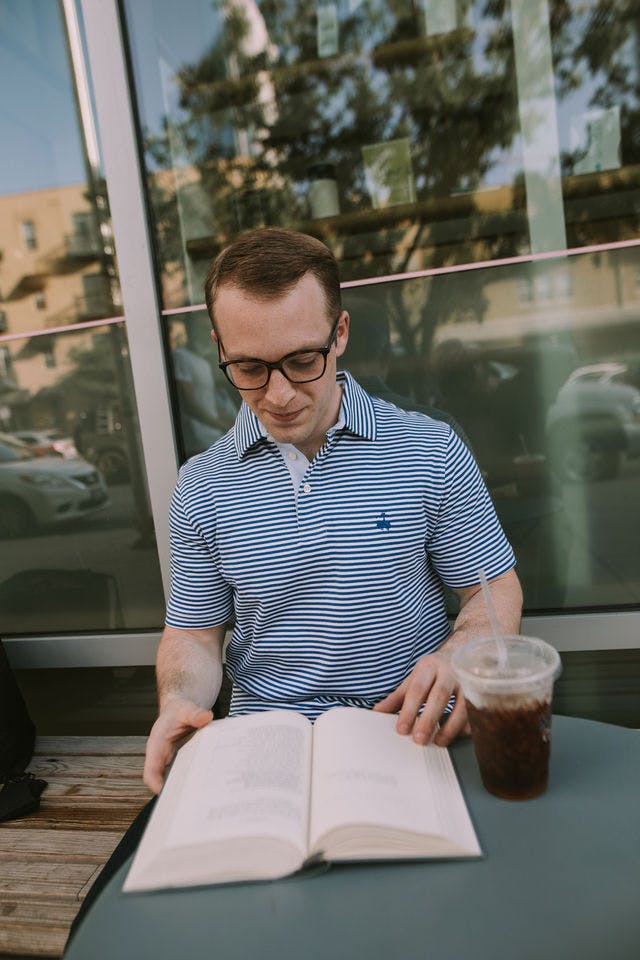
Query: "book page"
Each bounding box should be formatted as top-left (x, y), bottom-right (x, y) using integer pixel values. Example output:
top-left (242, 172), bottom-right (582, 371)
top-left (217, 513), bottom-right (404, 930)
top-left (308, 707), bottom-right (479, 856)
top-left (163, 710), bottom-right (312, 854)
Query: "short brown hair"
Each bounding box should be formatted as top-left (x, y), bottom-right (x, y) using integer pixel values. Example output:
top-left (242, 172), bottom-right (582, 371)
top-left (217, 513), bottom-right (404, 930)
top-left (204, 227), bottom-right (341, 331)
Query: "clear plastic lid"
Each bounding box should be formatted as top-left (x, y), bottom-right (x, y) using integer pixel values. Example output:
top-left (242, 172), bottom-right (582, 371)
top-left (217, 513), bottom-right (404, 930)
top-left (451, 635), bottom-right (561, 694)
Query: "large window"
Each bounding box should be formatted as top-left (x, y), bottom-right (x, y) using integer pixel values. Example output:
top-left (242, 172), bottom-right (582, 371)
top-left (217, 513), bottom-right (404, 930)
top-left (3, 0), bottom-right (639, 660)
top-left (0, 1), bottom-right (165, 635)
top-left (122, 0), bottom-right (640, 617)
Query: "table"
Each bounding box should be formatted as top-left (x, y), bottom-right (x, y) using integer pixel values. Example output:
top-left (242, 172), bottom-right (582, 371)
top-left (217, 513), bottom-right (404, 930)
top-left (65, 716), bottom-right (640, 960)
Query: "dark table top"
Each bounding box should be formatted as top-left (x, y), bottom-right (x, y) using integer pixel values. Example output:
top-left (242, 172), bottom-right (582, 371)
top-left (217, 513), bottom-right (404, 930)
top-left (65, 715), bottom-right (640, 960)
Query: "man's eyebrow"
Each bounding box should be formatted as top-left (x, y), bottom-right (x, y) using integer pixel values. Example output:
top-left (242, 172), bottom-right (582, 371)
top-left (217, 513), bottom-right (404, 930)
top-left (221, 315), bottom-right (339, 363)
top-left (225, 342), bottom-right (328, 362)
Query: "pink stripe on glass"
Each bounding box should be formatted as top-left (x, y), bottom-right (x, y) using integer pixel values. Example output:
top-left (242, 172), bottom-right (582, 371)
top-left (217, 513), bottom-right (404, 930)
top-left (159, 236), bottom-right (640, 316)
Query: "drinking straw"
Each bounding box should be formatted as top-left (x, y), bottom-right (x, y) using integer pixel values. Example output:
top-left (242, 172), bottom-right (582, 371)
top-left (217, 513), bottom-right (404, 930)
top-left (478, 568), bottom-right (507, 669)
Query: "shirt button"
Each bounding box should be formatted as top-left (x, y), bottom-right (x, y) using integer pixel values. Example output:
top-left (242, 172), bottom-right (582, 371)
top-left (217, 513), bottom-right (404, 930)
top-left (303, 483), bottom-right (311, 494)
top-left (287, 451), bottom-right (297, 460)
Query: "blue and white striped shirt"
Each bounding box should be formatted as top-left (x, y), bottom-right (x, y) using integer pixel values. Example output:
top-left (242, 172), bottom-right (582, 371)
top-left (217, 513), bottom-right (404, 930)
top-left (166, 372), bottom-right (515, 719)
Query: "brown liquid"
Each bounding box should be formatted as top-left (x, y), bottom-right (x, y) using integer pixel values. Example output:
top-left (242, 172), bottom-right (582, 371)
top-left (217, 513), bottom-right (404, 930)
top-left (466, 699), bottom-right (552, 800)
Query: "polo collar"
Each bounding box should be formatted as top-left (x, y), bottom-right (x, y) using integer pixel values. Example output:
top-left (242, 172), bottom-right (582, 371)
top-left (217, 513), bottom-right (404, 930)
top-left (233, 370), bottom-right (377, 458)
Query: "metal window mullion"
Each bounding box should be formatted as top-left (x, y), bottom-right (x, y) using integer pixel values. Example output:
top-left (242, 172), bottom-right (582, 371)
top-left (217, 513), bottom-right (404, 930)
top-left (511, 0), bottom-right (567, 254)
top-left (4, 611), bottom-right (640, 667)
top-left (79, 0), bottom-right (178, 599)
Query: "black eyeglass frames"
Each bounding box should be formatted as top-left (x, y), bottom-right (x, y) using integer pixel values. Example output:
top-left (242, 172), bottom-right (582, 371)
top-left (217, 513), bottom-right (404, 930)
top-left (218, 314), bottom-right (342, 391)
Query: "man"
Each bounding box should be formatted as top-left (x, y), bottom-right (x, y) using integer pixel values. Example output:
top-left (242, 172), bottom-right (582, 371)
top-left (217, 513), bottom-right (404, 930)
top-left (144, 227), bottom-right (522, 795)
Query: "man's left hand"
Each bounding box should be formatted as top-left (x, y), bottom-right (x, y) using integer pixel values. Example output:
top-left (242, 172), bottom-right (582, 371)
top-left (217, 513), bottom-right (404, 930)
top-left (373, 569), bottom-right (523, 747)
top-left (373, 652), bottom-right (470, 747)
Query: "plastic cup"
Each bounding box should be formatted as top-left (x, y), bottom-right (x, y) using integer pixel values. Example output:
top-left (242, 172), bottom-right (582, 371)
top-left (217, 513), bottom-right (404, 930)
top-left (451, 635), bottom-right (561, 800)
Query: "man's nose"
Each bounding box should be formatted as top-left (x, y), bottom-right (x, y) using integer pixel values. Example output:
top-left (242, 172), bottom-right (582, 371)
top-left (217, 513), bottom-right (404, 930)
top-left (264, 368), bottom-right (296, 405)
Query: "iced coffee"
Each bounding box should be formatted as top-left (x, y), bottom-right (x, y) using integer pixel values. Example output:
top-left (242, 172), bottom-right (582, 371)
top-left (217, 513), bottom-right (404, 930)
top-left (452, 635), bottom-right (561, 801)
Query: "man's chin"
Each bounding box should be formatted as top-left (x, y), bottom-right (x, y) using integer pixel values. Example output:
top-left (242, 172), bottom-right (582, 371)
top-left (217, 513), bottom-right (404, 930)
top-left (267, 423), bottom-right (303, 445)
top-left (268, 421), bottom-right (322, 457)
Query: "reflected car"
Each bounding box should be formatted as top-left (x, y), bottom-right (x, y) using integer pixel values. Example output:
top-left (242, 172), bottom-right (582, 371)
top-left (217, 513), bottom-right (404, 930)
top-left (74, 404), bottom-right (130, 484)
top-left (13, 429), bottom-right (79, 459)
top-left (78, 433), bottom-right (129, 484)
top-left (0, 433), bottom-right (109, 538)
top-left (545, 362), bottom-right (640, 482)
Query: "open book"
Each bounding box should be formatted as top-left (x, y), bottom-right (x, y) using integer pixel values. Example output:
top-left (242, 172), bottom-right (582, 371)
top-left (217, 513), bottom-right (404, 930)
top-left (124, 706), bottom-right (480, 891)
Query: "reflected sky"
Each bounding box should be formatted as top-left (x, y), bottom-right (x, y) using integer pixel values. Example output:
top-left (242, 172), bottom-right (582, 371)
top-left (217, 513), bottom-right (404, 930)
top-left (0, 1), bottom-right (87, 193)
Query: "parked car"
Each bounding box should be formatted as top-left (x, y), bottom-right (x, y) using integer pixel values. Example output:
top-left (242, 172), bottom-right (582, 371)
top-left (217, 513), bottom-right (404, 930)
top-left (0, 433), bottom-right (109, 538)
top-left (545, 362), bottom-right (640, 481)
top-left (14, 429), bottom-right (79, 459)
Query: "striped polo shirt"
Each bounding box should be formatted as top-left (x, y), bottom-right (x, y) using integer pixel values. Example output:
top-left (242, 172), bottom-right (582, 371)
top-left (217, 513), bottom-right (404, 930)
top-left (166, 372), bottom-right (515, 720)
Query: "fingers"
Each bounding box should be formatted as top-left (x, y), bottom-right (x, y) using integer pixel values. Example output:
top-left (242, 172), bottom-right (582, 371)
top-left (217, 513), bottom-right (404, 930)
top-left (143, 711), bottom-right (178, 794)
top-left (190, 707), bottom-right (215, 729)
top-left (143, 734), bottom-right (175, 795)
top-left (434, 695), bottom-right (469, 747)
top-left (376, 654), bottom-right (466, 746)
top-left (397, 657), bottom-right (448, 743)
top-left (372, 679), bottom-right (408, 714)
top-left (399, 679), bottom-right (453, 744)
top-left (143, 703), bottom-right (213, 794)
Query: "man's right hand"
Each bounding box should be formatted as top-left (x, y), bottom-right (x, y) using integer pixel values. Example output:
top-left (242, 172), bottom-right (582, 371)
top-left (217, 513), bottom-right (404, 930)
top-left (143, 698), bottom-right (213, 794)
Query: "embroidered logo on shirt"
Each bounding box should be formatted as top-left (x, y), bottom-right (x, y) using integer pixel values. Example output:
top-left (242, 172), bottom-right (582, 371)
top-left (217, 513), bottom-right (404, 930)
top-left (376, 512), bottom-right (391, 532)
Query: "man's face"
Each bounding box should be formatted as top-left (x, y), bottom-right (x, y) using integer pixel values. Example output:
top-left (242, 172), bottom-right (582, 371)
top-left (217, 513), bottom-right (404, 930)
top-left (213, 272), bottom-right (349, 460)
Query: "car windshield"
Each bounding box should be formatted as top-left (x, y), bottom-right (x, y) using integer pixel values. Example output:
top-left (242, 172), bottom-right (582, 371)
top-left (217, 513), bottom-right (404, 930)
top-left (0, 436), bottom-right (36, 462)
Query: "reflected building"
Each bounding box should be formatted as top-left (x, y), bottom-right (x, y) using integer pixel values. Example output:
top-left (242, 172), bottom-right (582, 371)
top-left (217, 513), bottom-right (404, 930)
top-left (0, 183), bottom-right (163, 632)
top-left (0, 182), bottom-right (119, 436)
top-left (432, 249), bottom-right (640, 359)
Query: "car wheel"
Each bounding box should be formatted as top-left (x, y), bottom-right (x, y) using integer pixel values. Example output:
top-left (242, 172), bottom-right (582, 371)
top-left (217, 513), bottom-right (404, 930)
top-left (95, 448), bottom-right (129, 484)
top-left (554, 435), bottom-right (620, 483)
top-left (0, 496), bottom-right (36, 539)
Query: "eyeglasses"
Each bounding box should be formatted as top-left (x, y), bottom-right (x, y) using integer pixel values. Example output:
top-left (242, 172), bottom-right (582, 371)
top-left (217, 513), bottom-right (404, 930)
top-left (218, 314), bottom-right (341, 391)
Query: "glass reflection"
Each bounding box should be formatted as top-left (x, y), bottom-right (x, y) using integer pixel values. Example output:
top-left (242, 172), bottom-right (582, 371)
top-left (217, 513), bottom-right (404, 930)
top-left (0, 2), bottom-right (165, 635)
top-left (126, 0), bottom-right (640, 308)
top-left (167, 311), bottom-right (240, 460)
top-left (125, 0), bottom-right (526, 305)
top-left (0, 325), bottom-right (165, 634)
top-left (342, 244), bottom-right (640, 612)
top-left (0, 3), bottom-right (120, 336)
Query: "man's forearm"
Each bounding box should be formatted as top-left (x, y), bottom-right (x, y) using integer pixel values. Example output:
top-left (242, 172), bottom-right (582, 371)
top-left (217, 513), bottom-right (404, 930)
top-left (441, 569), bottom-right (523, 659)
top-left (156, 625), bottom-right (225, 711)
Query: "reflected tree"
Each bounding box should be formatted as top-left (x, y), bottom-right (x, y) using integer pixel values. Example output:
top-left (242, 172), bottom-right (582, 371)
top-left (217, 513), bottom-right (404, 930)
top-left (141, 0), bottom-right (640, 390)
top-left (148, 1), bottom-right (524, 356)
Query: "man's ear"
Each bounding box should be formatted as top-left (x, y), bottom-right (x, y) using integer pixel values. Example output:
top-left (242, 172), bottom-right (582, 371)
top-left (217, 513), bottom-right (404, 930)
top-left (335, 310), bottom-right (349, 358)
top-left (210, 327), bottom-right (218, 344)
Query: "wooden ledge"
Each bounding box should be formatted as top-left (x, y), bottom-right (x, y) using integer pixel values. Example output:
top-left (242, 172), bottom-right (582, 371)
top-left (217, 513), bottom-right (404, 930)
top-left (0, 736), bottom-right (151, 958)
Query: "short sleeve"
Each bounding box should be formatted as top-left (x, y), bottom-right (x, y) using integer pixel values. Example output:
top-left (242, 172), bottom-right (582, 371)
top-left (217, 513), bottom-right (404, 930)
top-left (164, 477), bottom-right (234, 628)
top-left (427, 430), bottom-right (515, 589)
